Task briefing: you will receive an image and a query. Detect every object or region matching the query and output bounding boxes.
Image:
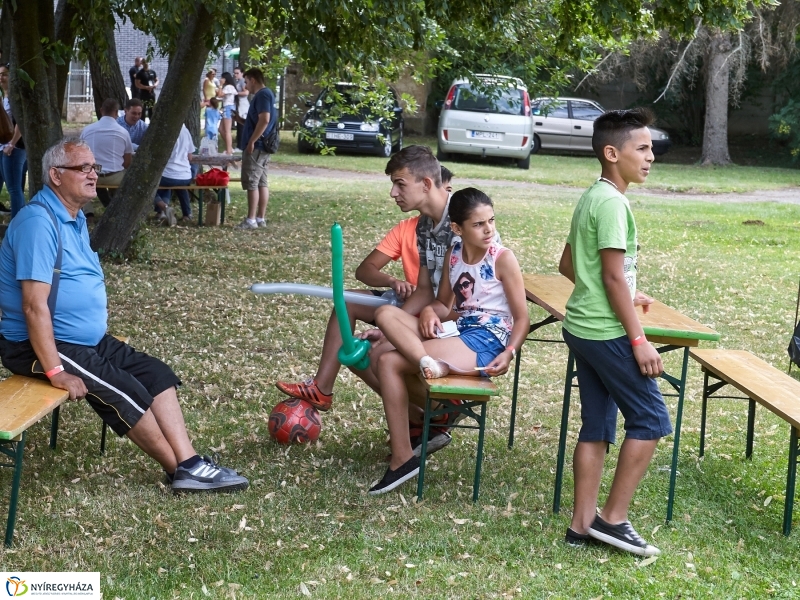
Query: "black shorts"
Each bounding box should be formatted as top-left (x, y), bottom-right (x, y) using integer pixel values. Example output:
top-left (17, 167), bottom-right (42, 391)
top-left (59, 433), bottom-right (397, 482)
top-left (0, 334), bottom-right (180, 437)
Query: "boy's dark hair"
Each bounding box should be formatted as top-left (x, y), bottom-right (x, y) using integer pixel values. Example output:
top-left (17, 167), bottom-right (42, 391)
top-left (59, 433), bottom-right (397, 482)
top-left (125, 98), bottom-right (143, 109)
top-left (448, 187), bottom-right (493, 225)
top-left (101, 98), bottom-right (119, 116)
top-left (440, 165), bottom-right (453, 185)
top-left (209, 97), bottom-right (219, 109)
top-left (591, 108), bottom-right (655, 159)
top-left (384, 145), bottom-right (441, 187)
top-left (243, 67), bottom-right (265, 85)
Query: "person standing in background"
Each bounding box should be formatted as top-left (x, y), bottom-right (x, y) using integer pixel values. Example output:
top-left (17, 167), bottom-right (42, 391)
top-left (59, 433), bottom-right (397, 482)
top-left (233, 66), bottom-right (249, 148)
top-left (129, 57), bottom-right (141, 100)
top-left (0, 64), bottom-right (27, 218)
top-left (135, 60), bottom-right (158, 121)
top-left (218, 72), bottom-right (237, 155)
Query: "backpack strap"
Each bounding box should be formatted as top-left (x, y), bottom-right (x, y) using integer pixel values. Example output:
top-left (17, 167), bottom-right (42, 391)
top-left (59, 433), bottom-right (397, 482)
top-left (28, 200), bottom-right (63, 317)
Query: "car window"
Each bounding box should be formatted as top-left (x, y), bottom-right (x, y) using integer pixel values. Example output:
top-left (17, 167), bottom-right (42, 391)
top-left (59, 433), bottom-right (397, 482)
top-left (452, 84), bottom-right (525, 116)
top-left (571, 101), bottom-right (604, 121)
top-left (533, 100), bottom-right (568, 118)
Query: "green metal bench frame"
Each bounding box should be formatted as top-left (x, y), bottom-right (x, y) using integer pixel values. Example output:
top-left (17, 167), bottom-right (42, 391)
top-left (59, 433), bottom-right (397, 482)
top-left (416, 376), bottom-right (499, 502)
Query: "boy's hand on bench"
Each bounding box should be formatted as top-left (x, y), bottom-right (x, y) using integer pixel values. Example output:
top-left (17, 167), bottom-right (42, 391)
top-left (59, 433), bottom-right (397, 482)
top-left (49, 371), bottom-right (87, 400)
top-left (633, 342), bottom-right (663, 378)
top-left (633, 291), bottom-right (654, 314)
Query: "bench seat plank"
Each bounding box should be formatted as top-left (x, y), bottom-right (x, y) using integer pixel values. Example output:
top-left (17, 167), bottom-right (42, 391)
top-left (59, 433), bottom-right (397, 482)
top-left (690, 349), bottom-right (800, 430)
top-left (419, 375), bottom-right (499, 400)
top-left (0, 375), bottom-right (69, 441)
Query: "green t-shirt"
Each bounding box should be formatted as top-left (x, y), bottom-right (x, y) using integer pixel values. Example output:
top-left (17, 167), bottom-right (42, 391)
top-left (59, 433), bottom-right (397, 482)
top-left (563, 180), bottom-right (638, 341)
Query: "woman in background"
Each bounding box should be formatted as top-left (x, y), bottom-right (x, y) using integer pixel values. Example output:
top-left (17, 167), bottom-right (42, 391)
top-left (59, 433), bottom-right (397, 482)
top-left (0, 64), bottom-right (26, 218)
top-left (217, 72), bottom-right (237, 155)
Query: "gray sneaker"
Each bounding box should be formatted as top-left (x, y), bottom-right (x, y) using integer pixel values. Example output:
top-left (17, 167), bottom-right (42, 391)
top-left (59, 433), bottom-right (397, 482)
top-left (236, 218), bottom-right (258, 230)
top-left (172, 457), bottom-right (249, 493)
top-left (256, 219), bottom-right (268, 228)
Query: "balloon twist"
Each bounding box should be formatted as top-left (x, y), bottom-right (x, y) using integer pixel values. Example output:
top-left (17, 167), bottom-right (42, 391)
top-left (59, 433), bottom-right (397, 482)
top-left (331, 223), bottom-right (371, 370)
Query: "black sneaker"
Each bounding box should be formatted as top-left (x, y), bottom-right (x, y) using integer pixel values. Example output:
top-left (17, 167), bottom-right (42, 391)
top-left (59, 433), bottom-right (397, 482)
top-left (368, 455), bottom-right (420, 495)
top-left (588, 515), bottom-right (660, 557)
top-left (172, 457), bottom-right (249, 493)
top-left (564, 527), bottom-right (598, 547)
top-left (411, 427), bottom-right (452, 457)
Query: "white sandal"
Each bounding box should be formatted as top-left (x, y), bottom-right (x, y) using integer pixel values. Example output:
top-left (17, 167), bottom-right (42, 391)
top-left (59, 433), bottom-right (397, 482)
top-left (420, 356), bottom-right (450, 379)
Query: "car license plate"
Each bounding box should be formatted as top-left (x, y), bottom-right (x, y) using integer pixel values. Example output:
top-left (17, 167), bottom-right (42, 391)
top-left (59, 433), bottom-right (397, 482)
top-left (326, 132), bottom-right (354, 141)
top-left (468, 130), bottom-right (502, 140)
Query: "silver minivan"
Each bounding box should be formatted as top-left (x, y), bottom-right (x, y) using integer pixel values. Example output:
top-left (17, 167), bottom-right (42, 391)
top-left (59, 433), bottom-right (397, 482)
top-left (437, 75), bottom-right (534, 169)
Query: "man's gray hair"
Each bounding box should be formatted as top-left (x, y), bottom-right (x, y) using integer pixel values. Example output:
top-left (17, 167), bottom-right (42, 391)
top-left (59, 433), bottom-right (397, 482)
top-left (41, 137), bottom-right (91, 185)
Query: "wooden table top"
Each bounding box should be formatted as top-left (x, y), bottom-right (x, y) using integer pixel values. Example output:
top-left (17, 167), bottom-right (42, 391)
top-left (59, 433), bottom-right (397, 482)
top-left (523, 273), bottom-right (720, 346)
top-left (690, 349), bottom-right (800, 430)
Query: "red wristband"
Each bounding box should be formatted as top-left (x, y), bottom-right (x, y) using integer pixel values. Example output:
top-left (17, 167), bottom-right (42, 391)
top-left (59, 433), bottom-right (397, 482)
top-left (45, 365), bottom-right (65, 379)
top-left (630, 335), bottom-right (647, 347)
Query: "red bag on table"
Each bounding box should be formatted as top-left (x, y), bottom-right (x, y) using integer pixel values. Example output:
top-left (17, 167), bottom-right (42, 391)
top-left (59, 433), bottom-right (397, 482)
top-left (195, 167), bottom-right (229, 186)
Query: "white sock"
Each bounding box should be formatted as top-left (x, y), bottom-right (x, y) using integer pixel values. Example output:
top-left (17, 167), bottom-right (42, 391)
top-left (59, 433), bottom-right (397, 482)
top-left (247, 218), bottom-right (257, 225)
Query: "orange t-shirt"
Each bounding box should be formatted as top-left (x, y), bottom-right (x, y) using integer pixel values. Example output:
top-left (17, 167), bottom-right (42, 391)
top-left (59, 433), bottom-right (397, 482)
top-left (375, 216), bottom-right (420, 285)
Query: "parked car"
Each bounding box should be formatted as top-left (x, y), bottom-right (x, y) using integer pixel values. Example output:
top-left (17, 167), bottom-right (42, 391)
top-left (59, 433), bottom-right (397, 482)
top-left (530, 97), bottom-right (672, 155)
top-left (437, 75), bottom-right (534, 169)
top-left (297, 83), bottom-right (404, 157)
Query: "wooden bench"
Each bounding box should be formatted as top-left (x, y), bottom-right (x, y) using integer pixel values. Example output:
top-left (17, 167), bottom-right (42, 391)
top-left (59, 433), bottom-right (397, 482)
top-left (690, 349), bottom-right (800, 535)
top-left (95, 184), bottom-right (228, 226)
top-left (416, 375), bottom-right (500, 502)
top-left (1, 376), bottom-right (69, 546)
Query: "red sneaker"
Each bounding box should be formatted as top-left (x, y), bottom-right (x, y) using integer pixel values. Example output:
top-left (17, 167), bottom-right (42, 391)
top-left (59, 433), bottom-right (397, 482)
top-left (275, 378), bottom-right (333, 411)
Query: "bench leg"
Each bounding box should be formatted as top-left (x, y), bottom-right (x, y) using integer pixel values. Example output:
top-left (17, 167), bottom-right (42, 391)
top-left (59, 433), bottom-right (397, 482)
top-left (746, 399), bottom-right (756, 460)
top-left (784, 426), bottom-right (799, 536)
top-left (218, 188), bottom-right (226, 225)
top-left (50, 405), bottom-right (60, 450)
top-left (699, 371), bottom-right (709, 458)
top-left (508, 346), bottom-right (523, 449)
top-left (3, 432), bottom-right (26, 547)
top-left (100, 422), bottom-right (107, 455)
top-left (416, 391), bottom-right (433, 501)
top-left (666, 346), bottom-right (690, 523)
top-left (553, 350), bottom-right (576, 514)
top-left (473, 402), bottom-right (488, 502)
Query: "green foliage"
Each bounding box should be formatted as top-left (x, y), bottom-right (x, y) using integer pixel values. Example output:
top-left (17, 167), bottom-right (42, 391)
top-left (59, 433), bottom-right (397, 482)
top-left (769, 99), bottom-right (800, 163)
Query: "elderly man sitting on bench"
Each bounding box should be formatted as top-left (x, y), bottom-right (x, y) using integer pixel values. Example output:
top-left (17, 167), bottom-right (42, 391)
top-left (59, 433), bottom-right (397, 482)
top-left (0, 137), bottom-right (247, 494)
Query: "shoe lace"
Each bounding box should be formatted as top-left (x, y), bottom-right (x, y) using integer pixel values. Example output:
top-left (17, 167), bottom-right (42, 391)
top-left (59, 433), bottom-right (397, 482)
top-left (620, 521), bottom-right (645, 544)
top-left (201, 452), bottom-right (223, 468)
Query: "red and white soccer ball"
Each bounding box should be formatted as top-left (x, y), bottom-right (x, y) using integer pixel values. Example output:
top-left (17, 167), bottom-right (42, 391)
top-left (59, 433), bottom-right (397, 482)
top-left (268, 398), bottom-right (322, 444)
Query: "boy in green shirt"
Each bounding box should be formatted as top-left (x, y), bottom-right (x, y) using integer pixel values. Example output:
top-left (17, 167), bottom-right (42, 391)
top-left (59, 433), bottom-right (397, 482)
top-left (558, 108), bottom-right (671, 557)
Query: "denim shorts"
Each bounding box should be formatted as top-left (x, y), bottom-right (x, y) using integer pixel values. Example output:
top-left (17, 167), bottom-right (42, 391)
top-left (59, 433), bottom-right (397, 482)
top-left (223, 105), bottom-right (234, 119)
top-left (562, 328), bottom-right (673, 443)
top-left (459, 327), bottom-right (505, 374)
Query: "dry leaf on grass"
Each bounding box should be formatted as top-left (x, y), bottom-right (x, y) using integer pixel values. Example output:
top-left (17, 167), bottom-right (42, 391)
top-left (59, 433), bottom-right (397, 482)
top-left (637, 556), bottom-right (658, 567)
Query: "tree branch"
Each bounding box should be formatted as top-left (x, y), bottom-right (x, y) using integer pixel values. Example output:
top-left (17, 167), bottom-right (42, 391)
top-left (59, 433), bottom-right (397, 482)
top-left (654, 20), bottom-right (703, 104)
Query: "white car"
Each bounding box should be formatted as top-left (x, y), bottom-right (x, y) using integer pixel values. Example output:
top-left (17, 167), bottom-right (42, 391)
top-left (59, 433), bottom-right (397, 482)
top-left (531, 97), bottom-right (672, 155)
top-left (437, 75), bottom-right (534, 169)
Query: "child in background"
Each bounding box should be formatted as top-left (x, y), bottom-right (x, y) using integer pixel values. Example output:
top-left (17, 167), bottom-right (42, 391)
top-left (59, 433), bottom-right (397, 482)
top-left (558, 108), bottom-right (670, 557)
top-left (366, 187), bottom-right (529, 495)
top-left (204, 98), bottom-right (221, 145)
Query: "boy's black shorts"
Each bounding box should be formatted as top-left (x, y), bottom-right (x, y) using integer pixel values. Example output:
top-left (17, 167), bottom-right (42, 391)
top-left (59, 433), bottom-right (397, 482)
top-left (0, 334), bottom-right (180, 437)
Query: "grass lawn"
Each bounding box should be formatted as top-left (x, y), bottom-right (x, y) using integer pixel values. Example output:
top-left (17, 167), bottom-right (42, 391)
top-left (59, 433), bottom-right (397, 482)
top-left (2, 172), bottom-right (800, 598)
top-left (271, 133), bottom-right (800, 194)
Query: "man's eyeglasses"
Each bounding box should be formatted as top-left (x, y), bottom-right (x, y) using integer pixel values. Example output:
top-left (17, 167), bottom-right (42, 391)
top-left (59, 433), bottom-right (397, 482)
top-left (55, 164), bottom-right (102, 174)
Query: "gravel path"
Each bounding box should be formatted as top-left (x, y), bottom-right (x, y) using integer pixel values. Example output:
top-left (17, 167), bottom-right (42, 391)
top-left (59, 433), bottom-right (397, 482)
top-left (271, 163), bottom-right (800, 205)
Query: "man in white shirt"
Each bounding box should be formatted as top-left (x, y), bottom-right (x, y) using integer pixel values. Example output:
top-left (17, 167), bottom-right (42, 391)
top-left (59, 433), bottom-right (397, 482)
top-left (80, 98), bottom-right (133, 208)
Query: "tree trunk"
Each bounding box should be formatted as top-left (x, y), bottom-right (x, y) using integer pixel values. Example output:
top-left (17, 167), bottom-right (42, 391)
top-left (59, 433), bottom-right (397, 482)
top-left (172, 51), bottom-right (201, 146)
top-left (55, 0), bottom-right (78, 114)
top-left (701, 31), bottom-right (733, 166)
top-left (238, 32), bottom-right (258, 70)
top-left (9, 0), bottom-right (63, 196)
top-left (87, 17), bottom-right (128, 118)
top-left (0, 3), bottom-right (11, 65)
top-left (91, 4), bottom-right (215, 256)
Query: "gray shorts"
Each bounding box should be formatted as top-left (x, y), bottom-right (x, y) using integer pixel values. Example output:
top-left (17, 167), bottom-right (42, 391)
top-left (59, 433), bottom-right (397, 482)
top-left (241, 148), bottom-right (270, 190)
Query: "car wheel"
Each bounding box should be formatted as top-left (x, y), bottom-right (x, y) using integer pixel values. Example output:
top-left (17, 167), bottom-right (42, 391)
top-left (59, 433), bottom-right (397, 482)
top-left (380, 133), bottom-right (393, 158)
top-left (530, 134), bottom-right (541, 155)
top-left (517, 153), bottom-right (531, 170)
top-left (436, 144), bottom-right (450, 162)
top-left (298, 136), bottom-right (314, 154)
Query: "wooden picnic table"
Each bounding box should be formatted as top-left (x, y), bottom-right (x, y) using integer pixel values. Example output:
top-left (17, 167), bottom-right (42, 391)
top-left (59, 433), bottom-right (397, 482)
top-left (516, 273), bottom-right (719, 522)
top-left (189, 153), bottom-right (241, 170)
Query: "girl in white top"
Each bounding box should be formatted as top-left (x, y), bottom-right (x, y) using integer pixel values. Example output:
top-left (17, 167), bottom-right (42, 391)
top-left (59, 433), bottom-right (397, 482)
top-left (366, 187), bottom-right (530, 495)
top-left (217, 71), bottom-right (237, 154)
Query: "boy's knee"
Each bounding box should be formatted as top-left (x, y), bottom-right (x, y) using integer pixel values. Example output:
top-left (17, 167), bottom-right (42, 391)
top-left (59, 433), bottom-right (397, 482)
top-left (374, 304), bottom-right (397, 326)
